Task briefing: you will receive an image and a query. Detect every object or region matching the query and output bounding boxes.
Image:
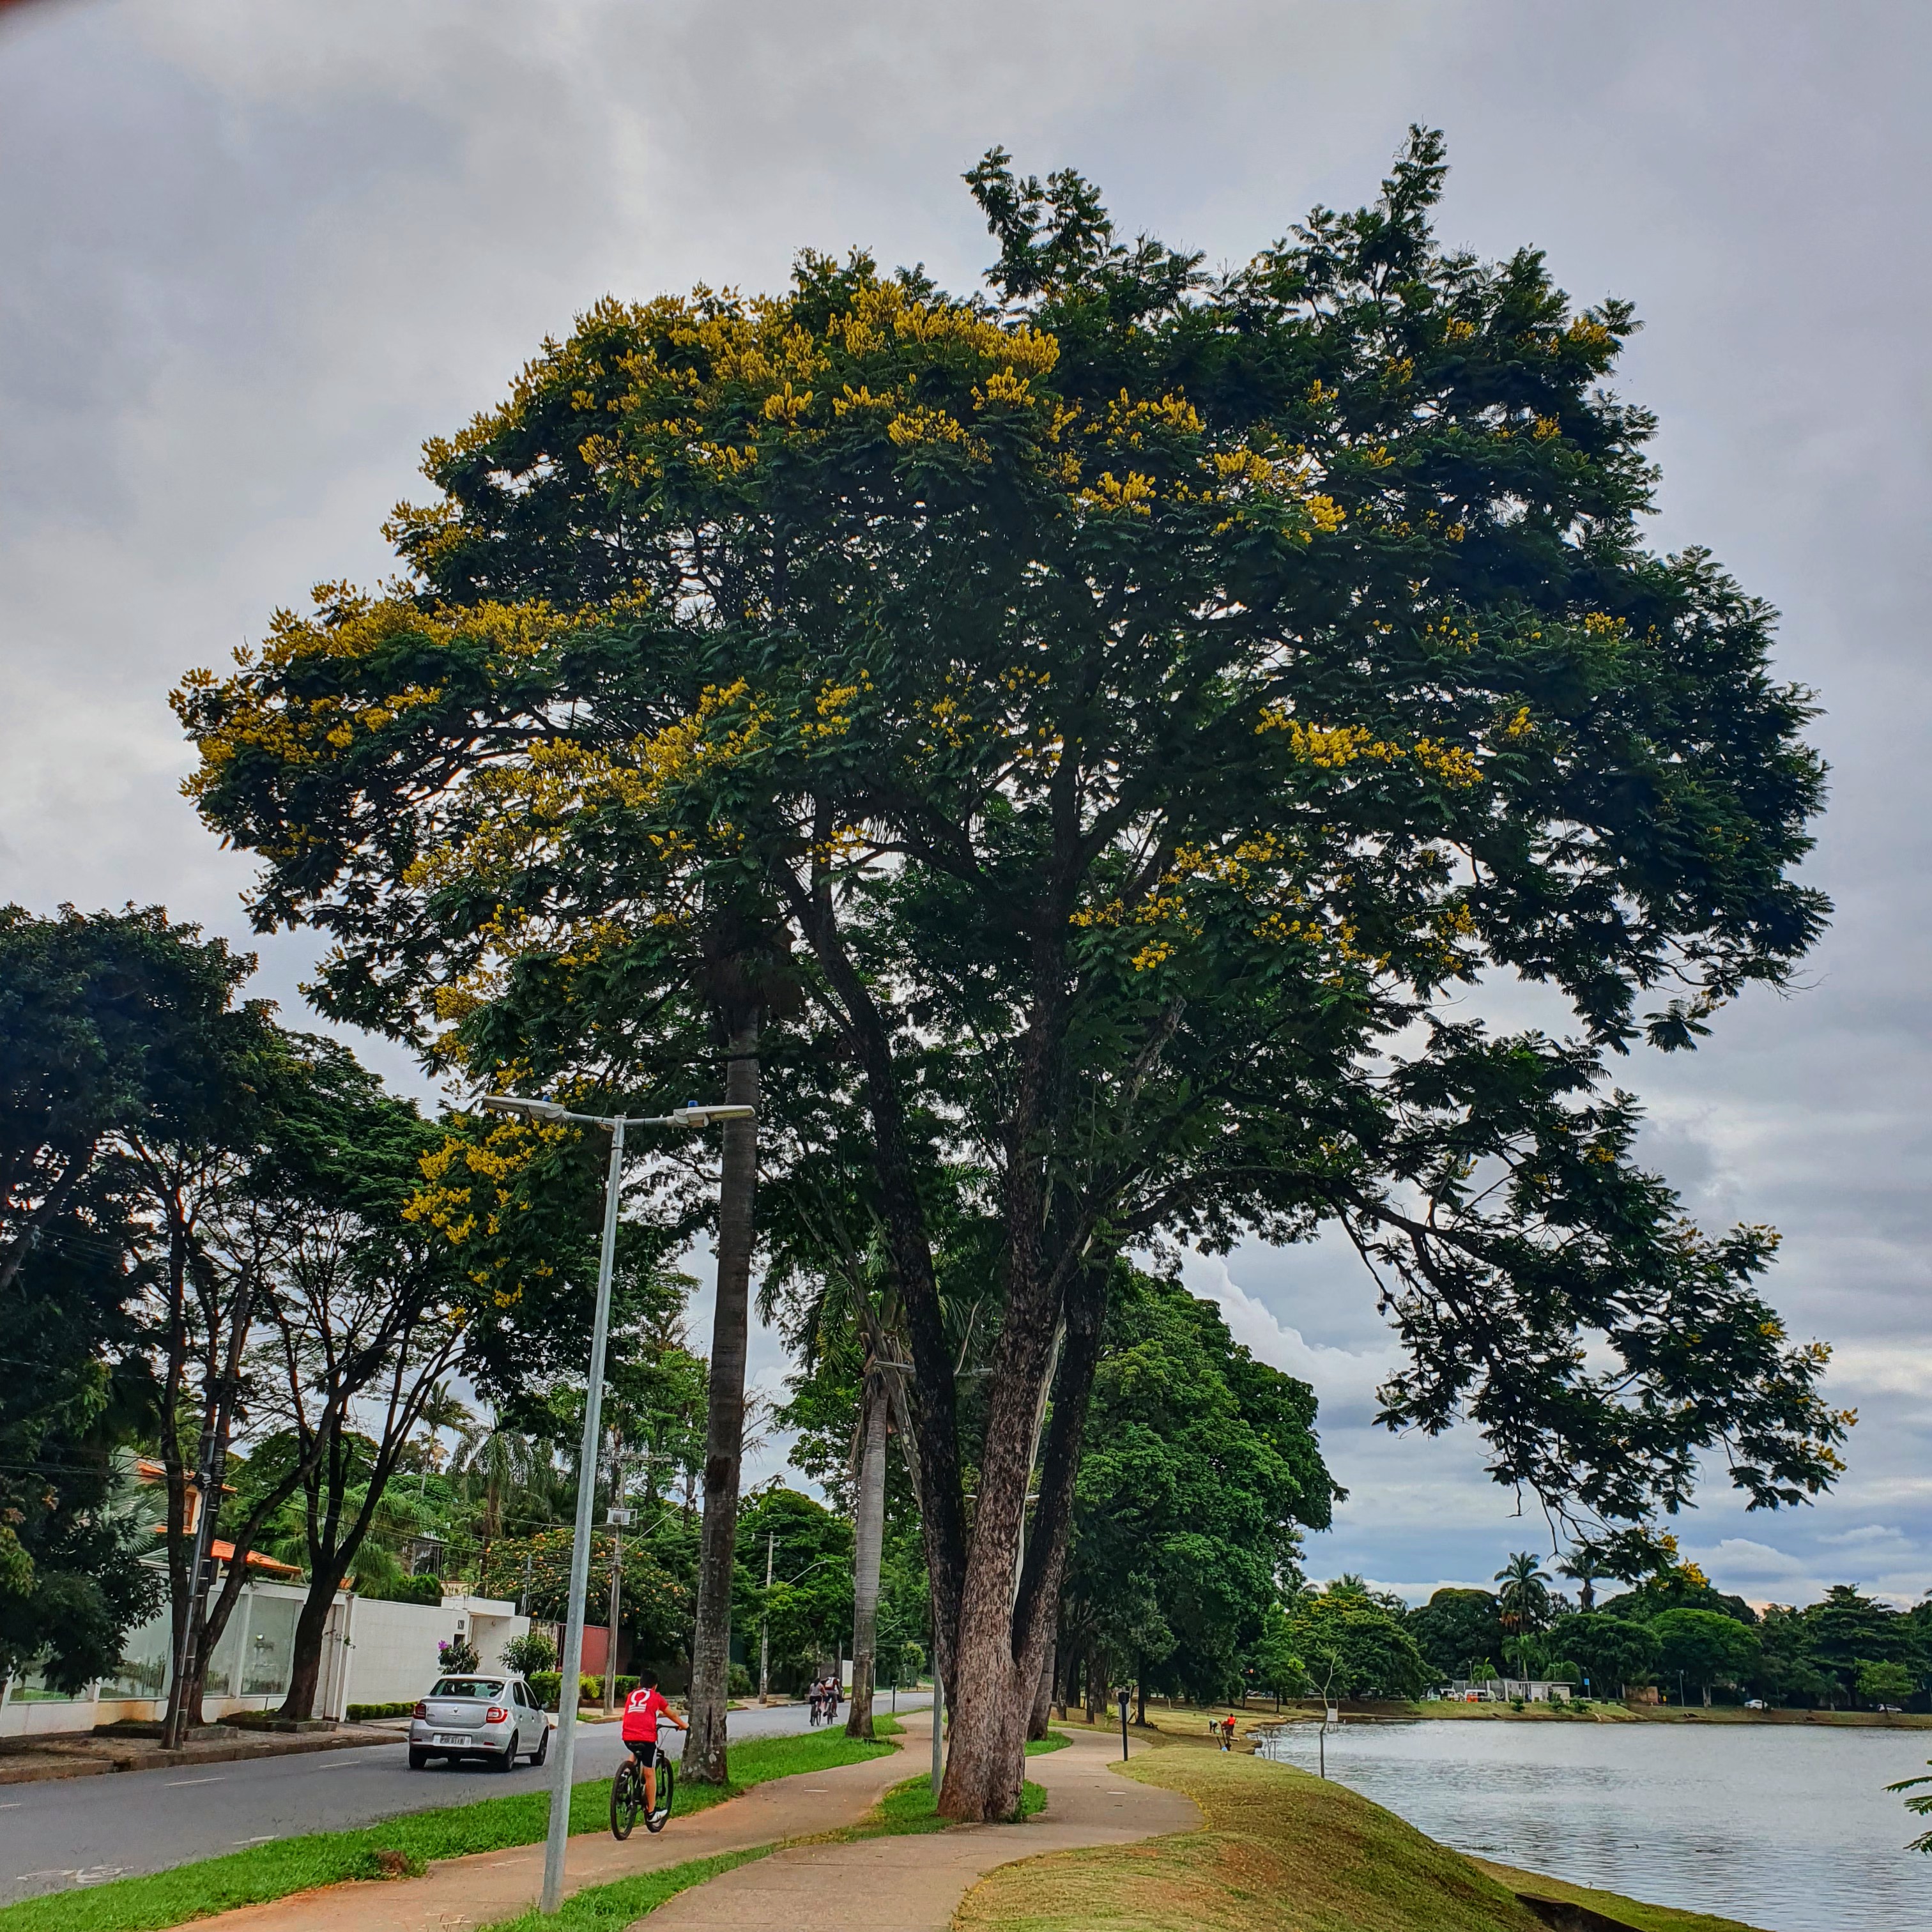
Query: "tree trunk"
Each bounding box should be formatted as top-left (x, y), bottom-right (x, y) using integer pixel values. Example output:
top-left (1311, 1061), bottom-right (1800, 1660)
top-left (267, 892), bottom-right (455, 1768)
top-left (1028, 1640), bottom-right (1055, 1741)
top-left (684, 1014), bottom-right (759, 1784)
top-left (279, 1558), bottom-right (349, 1721)
top-left (846, 1377), bottom-right (887, 1740)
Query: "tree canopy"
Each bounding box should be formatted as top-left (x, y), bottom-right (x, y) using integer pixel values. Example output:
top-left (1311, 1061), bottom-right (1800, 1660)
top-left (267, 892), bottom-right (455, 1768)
top-left (174, 128), bottom-right (1844, 1816)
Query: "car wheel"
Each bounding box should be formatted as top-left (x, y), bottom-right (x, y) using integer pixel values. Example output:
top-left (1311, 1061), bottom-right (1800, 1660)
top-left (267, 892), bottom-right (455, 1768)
top-left (496, 1735), bottom-right (517, 1772)
top-left (408, 1747), bottom-right (429, 1770)
top-left (530, 1724), bottom-right (549, 1767)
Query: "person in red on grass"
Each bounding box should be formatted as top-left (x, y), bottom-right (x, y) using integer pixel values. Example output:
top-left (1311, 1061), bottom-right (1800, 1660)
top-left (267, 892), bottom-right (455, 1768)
top-left (620, 1669), bottom-right (687, 1818)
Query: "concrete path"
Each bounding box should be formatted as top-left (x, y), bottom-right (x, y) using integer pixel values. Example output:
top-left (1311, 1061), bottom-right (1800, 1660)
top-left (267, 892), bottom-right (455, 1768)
top-left (1, 1698), bottom-right (928, 1906)
top-left (177, 1737), bottom-right (917, 1932)
top-left (641, 1715), bottom-right (1200, 1932)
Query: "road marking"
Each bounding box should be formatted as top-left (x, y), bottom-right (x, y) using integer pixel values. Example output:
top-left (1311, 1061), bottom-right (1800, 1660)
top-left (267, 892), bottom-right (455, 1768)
top-left (165, 1775), bottom-right (225, 1788)
top-left (0, 1803), bottom-right (20, 1811)
top-left (233, 1836), bottom-right (277, 1845)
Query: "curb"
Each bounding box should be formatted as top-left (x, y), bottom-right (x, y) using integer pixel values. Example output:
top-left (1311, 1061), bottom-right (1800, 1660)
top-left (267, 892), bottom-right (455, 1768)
top-left (0, 1727), bottom-right (397, 1786)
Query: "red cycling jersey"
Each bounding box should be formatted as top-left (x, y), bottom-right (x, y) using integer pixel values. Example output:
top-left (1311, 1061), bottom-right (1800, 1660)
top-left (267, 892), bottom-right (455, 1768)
top-left (622, 1685), bottom-right (670, 1743)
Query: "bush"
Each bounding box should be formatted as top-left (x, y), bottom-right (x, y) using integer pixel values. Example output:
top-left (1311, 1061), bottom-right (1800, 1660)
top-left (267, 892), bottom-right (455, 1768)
top-left (729, 1663), bottom-right (752, 1698)
top-left (526, 1670), bottom-right (634, 1711)
top-left (502, 1630), bottom-right (558, 1677)
top-left (361, 1574), bottom-right (445, 1606)
top-left (438, 1634), bottom-right (482, 1675)
top-left (348, 1701), bottom-right (417, 1721)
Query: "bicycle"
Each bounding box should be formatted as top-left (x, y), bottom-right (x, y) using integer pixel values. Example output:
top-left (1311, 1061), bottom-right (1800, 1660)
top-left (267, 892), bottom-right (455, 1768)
top-left (610, 1749), bottom-right (675, 1838)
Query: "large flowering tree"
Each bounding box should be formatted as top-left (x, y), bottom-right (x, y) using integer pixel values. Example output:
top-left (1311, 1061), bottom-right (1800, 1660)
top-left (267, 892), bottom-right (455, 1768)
top-left (176, 130), bottom-right (1847, 1819)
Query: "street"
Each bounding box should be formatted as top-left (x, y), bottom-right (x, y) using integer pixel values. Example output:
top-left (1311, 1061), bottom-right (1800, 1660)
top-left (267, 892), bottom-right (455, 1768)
top-left (0, 1692), bottom-right (931, 1905)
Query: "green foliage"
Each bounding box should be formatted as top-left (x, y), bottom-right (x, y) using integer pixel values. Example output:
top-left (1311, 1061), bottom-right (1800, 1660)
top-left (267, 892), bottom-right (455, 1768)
top-left (1651, 1608), bottom-right (1760, 1700)
top-left (1889, 1758), bottom-right (1932, 1857)
top-left (174, 132), bottom-right (1846, 1594)
top-left (736, 1484), bottom-right (854, 1682)
top-left (1545, 1611), bottom-right (1661, 1698)
top-left (361, 1572), bottom-right (444, 1606)
top-left (480, 1524), bottom-right (693, 1662)
top-left (346, 1701), bottom-right (417, 1720)
top-left (1408, 1589), bottom-right (1507, 1681)
top-left (0, 904), bottom-right (259, 1692)
top-left (437, 1634), bottom-right (482, 1674)
top-left (1287, 1591), bottom-right (1432, 1701)
top-left (1064, 1270), bottom-right (1335, 1705)
top-left (500, 1629), bottom-right (556, 1676)
top-left (1856, 1660), bottom-right (1915, 1706)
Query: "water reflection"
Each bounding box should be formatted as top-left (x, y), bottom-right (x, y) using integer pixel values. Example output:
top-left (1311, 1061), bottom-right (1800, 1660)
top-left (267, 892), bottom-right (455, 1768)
top-left (1253, 1717), bottom-right (1929, 1932)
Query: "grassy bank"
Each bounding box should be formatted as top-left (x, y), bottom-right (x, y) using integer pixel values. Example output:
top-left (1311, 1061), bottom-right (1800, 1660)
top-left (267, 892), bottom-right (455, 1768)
top-left (0, 1721), bottom-right (901, 1932)
top-left (953, 1747), bottom-right (1768, 1932)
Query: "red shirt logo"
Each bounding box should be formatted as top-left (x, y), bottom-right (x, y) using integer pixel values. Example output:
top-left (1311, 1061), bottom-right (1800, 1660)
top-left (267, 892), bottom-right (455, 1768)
top-left (622, 1686), bottom-right (668, 1742)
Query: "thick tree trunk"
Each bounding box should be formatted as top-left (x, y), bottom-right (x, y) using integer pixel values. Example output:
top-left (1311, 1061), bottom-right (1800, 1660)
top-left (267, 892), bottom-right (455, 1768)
top-left (278, 1558), bottom-right (349, 1720)
top-left (684, 1015), bottom-right (759, 1783)
top-left (846, 1378), bottom-right (887, 1740)
top-left (1027, 1640), bottom-right (1055, 1741)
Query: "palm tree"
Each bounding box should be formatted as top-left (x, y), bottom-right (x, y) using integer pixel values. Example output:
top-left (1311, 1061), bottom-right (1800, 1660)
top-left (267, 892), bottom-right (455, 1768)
top-left (451, 1407), bottom-right (555, 1577)
top-left (1557, 1546), bottom-right (1605, 1614)
top-left (1495, 1552), bottom-right (1553, 1677)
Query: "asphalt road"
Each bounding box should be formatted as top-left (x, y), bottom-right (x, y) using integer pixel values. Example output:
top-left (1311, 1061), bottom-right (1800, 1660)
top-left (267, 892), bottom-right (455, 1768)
top-left (1, 1692), bottom-right (933, 1905)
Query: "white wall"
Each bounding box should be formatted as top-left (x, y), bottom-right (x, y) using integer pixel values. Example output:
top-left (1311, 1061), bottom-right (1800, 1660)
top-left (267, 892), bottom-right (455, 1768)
top-left (331, 1595), bottom-right (528, 1713)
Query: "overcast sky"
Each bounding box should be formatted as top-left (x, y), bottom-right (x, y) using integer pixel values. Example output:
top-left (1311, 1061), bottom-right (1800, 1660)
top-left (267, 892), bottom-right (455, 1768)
top-left (4, 0), bottom-right (1927, 1609)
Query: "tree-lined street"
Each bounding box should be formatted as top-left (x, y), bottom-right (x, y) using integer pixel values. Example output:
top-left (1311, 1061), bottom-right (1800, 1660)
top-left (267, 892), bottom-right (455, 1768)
top-left (0, 1695), bottom-right (928, 1905)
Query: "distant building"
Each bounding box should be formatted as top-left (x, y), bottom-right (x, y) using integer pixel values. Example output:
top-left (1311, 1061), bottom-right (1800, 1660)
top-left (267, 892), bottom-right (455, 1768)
top-left (1443, 1677), bottom-right (1576, 1703)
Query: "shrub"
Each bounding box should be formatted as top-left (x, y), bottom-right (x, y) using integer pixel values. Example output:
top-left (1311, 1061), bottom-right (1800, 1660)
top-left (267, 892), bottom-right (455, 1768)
top-left (502, 1630), bottom-right (558, 1677)
top-left (438, 1634), bottom-right (482, 1675)
top-left (729, 1663), bottom-right (752, 1698)
top-left (348, 1701), bottom-right (417, 1721)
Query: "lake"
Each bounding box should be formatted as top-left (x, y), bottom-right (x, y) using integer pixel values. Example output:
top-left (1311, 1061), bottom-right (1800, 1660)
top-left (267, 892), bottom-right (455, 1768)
top-left (1252, 1716), bottom-right (1929, 1931)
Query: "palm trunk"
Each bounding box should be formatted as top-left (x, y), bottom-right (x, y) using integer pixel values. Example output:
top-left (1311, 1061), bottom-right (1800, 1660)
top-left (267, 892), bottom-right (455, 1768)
top-left (683, 1013), bottom-right (759, 1784)
top-left (846, 1378), bottom-right (888, 1739)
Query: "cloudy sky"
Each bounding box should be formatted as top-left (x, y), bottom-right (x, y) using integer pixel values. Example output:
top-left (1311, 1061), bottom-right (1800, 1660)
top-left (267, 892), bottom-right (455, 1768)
top-left (4, 0), bottom-right (1926, 1608)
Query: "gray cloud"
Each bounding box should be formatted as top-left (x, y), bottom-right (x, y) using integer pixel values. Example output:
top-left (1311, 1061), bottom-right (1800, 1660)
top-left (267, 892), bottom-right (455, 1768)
top-left (3, 0), bottom-right (1927, 1603)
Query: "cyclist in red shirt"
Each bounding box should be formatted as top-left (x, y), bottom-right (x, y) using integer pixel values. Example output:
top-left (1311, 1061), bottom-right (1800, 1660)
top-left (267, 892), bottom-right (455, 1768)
top-left (620, 1670), bottom-right (687, 1819)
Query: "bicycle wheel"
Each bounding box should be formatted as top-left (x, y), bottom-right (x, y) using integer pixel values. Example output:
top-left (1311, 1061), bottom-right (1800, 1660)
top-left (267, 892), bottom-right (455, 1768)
top-left (610, 1759), bottom-right (643, 1840)
top-left (645, 1756), bottom-right (674, 1832)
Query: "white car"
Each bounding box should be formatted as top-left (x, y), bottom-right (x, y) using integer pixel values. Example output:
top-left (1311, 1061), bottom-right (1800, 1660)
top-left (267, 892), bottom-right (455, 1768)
top-left (408, 1673), bottom-right (549, 1771)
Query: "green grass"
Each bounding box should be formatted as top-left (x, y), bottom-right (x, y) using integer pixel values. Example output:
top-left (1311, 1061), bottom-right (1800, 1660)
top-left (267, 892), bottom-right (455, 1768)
top-left (1025, 1731), bottom-right (1071, 1755)
top-left (0, 1723), bottom-right (901, 1932)
top-left (868, 1774), bottom-right (1048, 1835)
top-left (1468, 1858), bottom-right (1765, 1932)
top-left (476, 1846), bottom-right (773, 1932)
top-left (954, 1749), bottom-right (1768, 1932)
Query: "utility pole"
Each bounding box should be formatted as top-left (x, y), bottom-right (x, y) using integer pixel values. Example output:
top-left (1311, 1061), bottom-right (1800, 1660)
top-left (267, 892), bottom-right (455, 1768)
top-left (758, 1531), bottom-right (774, 1703)
top-left (604, 1437), bottom-right (627, 1713)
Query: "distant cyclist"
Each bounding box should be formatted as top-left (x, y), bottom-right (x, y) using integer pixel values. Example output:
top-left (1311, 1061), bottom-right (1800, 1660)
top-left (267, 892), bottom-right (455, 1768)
top-left (620, 1671), bottom-right (687, 1822)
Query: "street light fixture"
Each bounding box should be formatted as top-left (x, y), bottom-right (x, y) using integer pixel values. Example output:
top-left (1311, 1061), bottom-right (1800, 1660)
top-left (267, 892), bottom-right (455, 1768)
top-left (475, 1092), bottom-right (753, 1915)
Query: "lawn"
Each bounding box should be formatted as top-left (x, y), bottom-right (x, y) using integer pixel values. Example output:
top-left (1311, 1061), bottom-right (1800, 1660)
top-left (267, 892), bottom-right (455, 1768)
top-left (951, 1747), bottom-right (1769, 1932)
top-left (0, 1721), bottom-right (902, 1932)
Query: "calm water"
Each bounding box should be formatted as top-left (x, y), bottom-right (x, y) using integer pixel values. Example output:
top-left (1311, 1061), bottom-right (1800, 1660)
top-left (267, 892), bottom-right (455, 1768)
top-left (1253, 1717), bottom-right (1929, 1932)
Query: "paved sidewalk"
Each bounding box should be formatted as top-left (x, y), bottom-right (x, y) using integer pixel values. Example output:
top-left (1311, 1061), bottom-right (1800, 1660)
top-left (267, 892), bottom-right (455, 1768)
top-left (0, 1723), bottom-right (402, 1787)
top-left (640, 1717), bottom-right (1199, 1932)
top-left (186, 1743), bottom-right (915, 1932)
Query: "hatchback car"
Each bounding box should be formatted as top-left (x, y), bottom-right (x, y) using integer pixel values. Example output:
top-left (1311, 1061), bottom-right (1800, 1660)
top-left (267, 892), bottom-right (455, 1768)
top-left (408, 1673), bottom-right (550, 1770)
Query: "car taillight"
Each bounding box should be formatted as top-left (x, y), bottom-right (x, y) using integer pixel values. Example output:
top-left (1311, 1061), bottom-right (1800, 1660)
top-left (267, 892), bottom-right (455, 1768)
top-left (487, 1706), bottom-right (509, 1724)
top-left (413, 1701), bottom-right (427, 1719)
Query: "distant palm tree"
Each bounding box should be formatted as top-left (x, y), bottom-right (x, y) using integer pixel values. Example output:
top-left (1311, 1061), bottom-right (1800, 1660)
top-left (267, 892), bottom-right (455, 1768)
top-left (451, 1408), bottom-right (555, 1575)
top-left (1324, 1574), bottom-right (1374, 1602)
top-left (1496, 1552), bottom-right (1553, 1676)
top-left (1558, 1547), bottom-right (1605, 1613)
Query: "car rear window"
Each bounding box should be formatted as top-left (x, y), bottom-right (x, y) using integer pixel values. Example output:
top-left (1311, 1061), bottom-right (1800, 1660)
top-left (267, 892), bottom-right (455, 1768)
top-left (431, 1678), bottom-right (504, 1698)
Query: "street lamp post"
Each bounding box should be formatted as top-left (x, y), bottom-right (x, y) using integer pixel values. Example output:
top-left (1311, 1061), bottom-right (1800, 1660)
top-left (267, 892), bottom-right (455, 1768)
top-left (476, 1093), bottom-right (753, 1918)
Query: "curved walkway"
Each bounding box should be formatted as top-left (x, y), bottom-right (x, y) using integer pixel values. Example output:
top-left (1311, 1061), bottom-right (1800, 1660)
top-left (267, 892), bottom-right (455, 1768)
top-left (188, 1742), bottom-right (914, 1932)
top-left (637, 1717), bottom-right (1199, 1932)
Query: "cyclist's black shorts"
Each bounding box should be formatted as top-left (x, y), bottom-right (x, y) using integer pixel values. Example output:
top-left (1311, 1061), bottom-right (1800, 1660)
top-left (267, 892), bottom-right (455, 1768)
top-left (625, 1738), bottom-right (661, 1767)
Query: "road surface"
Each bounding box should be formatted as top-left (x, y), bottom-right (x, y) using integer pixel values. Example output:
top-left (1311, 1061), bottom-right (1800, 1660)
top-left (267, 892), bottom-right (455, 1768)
top-left (0, 1692), bottom-right (931, 1905)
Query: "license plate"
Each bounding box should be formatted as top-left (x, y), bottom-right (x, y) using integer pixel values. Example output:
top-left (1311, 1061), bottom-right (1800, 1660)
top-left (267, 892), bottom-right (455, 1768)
top-left (434, 1734), bottom-right (468, 1745)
